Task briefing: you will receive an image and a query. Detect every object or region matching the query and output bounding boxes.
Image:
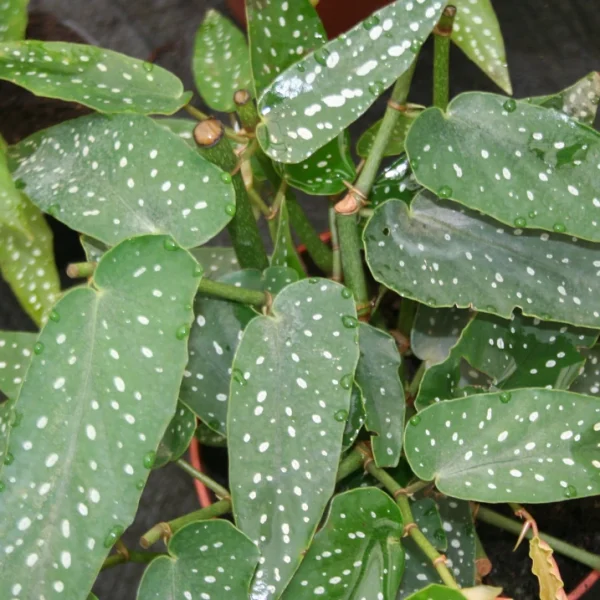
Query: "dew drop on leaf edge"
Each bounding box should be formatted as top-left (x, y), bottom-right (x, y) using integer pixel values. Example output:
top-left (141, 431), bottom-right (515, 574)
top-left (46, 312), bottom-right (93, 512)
top-left (340, 374), bottom-right (353, 390)
top-left (334, 409), bottom-right (349, 422)
top-left (514, 217), bottom-right (527, 228)
top-left (175, 324), bottom-right (190, 340)
top-left (225, 204), bottom-right (236, 216)
top-left (410, 415), bottom-right (421, 426)
top-left (143, 451), bottom-right (157, 469)
top-left (499, 391), bottom-right (512, 403)
top-left (341, 315), bottom-right (359, 329)
top-left (503, 98), bottom-right (517, 113)
top-left (438, 186), bottom-right (452, 199)
top-left (103, 525), bottom-right (125, 548)
top-left (4, 452), bottom-right (14, 465)
top-left (163, 238), bottom-right (178, 251)
top-left (49, 310), bottom-right (60, 322)
top-left (33, 342), bottom-right (45, 355)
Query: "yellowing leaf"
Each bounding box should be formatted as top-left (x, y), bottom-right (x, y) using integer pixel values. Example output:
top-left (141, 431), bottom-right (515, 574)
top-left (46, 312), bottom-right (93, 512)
top-left (529, 535), bottom-right (568, 600)
top-left (461, 585), bottom-right (505, 600)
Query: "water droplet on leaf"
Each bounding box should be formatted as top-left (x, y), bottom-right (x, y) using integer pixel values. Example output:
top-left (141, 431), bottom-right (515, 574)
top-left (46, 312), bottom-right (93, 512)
top-left (103, 525), bottom-right (124, 548)
top-left (308, 277), bottom-right (319, 284)
top-left (362, 15), bottom-right (380, 30)
top-left (193, 264), bottom-right (203, 278)
top-left (143, 451), bottom-right (156, 469)
top-left (341, 288), bottom-right (353, 299)
top-left (499, 391), bottom-right (512, 403)
top-left (175, 324), bottom-right (190, 340)
top-left (334, 409), bottom-right (348, 422)
top-left (438, 186), bottom-right (452, 199)
top-left (341, 315), bottom-right (359, 328)
top-left (163, 238), bottom-right (178, 251)
top-left (368, 81), bottom-right (384, 96)
top-left (49, 310), bottom-right (60, 322)
top-left (340, 374), bottom-right (353, 390)
top-left (11, 411), bottom-right (23, 428)
top-left (514, 217), bottom-right (527, 228)
top-left (553, 222), bottom-right (566, 233)
top-left (314, 48), bottom-right (330, 66)
top-left (47, 203), bottom-right (60, 216)
top-left (232, 368), bottom-right (246, 386)
top-left (433, 529), bottom-right (446, 543)
top-left (136, 480), bottom-right (145, 490)
top-left (564, 484), bottom-right (577, 498)
top-left (503, 99), bottom-right (517, 113)
top-left (142, 61), bottom-right (154, 72)
top-left (225, 204), bottom-right (236, 216)
top-left (410, 40), bottom-right (421, 53)
top-left (33, 342), bottom-right (44, 355)
top-left (4, 452), bottom-right (14, 465)
top-left (410, 415), bottom-right (421, 426)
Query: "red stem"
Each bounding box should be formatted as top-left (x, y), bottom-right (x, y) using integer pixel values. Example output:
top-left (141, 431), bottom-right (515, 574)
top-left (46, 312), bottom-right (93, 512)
top-left (189, 435), bottom-right (212, 508)
top-left (568, 570), bottom-right (600, 600)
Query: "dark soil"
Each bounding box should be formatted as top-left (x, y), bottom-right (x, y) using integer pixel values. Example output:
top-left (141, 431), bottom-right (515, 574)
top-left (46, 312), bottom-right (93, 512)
top-left (1, 2), bottom-right (599, 599)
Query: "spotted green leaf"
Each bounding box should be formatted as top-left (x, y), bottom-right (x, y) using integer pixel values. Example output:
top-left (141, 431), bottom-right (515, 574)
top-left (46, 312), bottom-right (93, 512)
top-left (0, 0), bottom-right (28, 42)
top-left (181, 270), bottom-right (262, 435)
top-left (398, 497), bottom-right (476, 598)
top-left (80, 235), bottom-right (109, 263)
top-left (364, 193), bottom-right (600, 329)
top-left (342, 385), bottom-right (365, 451)
top-left (263, 265), bottom-right (300, 295)
top-left (9, 113), bottom-right (235, 248)
top-left (528, 72), bottom-right (600, 127)
top-left (0, 331), bottom-right (36, 399)
top-left (357, 109), bottom-right (420, 158)
top-left (405, 388), bottom-right (600, 502)
top-left (193, 10), bottom-right (253, 112)
top-left (137, 520), bottom-right (259, 599)
top-left (195, 421), bottom-right (227, 447)
top-left (257, 0), bottom-right (445, 163)
top-left (0, 235), bottom-right (198, 600)
top-left (405, 584), bottom-right (467, 600)
top-left (371, 154), bottom-right (422, 207)
top-left (280, 133), bottom-right (357, 195)
top-left (0, 41), bottom-right (190, 114)
top-left (416, 311), bottom-right (597, 410)
top-left (247, 0), bottom-right (326, 97)
top-left (0, 195), bottom-right (60, 325)
top-left (571, 347), bottom-right (600, 397)
top-left (1, 398), bottom-right (15, 465)
top-left (190, 247), bottom-right (240, 279)
top-left (410, 498), bottom-right (446, 551)
top-left (1, 135), bottom-right (29, 236)
top-left (155, 118), bottom-right (196, 147)
top-left (406, 92), bottom-right (600, 242)
top-left (452, 0), bottom-right (511, 94)
top-left (228, 278), bottom-right (359, 598)
top-left (355, 323), bottom-right (405, 468)
top-left (153, 402), bottom-right (196, 469)
top-left (282, 488), bottom-right (404, 599)
top-left (411, 306), bottom-right (473, 368)
top-left (271, 195), bottom-right (305, 276)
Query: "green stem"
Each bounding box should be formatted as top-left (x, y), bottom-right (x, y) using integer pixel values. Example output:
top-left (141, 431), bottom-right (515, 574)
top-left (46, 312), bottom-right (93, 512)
top-left (286, 194), bottom-right (333, 274)
top-left (101, 549), bottom-right (164, 571)
top-left (194, 119), bottom-right (269, 270)
top-left (336, 212), bottom-right (369, 313)
top-left (477, 506), bottom-right (600, 571)
top-left (329, 205), bottom-right (342, 283)
top-left (198, 278), bottom-right (268, 306)
top-left (408, 361), bottom-right (426, 398)
top-left (234, 89), bottom-right (260, 131)
top-left (66, 262), bottom-right (96, 279)
top-left (397, 298), bottom-right (418, 342)
top-left (335, 447), bottom-right (364, 482)
top-left (433, 5), bottom-right (457, 110)
top-left (364, 456), bottom-right (459, 589)
top-left (176, 458), bottom-right (230, 499)
top-left (140, 498), bottom-right (232, 548)
top-left (354, 63), bottom-right (417, 198)
top-left (246, 185), bottom-right (272, 218)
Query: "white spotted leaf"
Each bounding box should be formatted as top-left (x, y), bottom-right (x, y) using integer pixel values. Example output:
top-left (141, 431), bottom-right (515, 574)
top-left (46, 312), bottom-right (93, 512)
top-left (8, 113), bottom-right (235, 249)
top-left (153, 401), bottom-right (196, 469)
top-left (0, 331), bottom-right (36, 399)
top-left (181, 270), bottom-right (263, 435)
top-left (155, 118), bottom-right (197, 147)
top-left (452, 0), bottom-right (512, 94)
top-left (404, 388), bottom-right (600, 503)
top-left (247, 0), bottom-right (326, 97)
top-left (341, 385), bottom-right (365, 451)
top-left (137, 520), bottom-right (259, 599)
top-left (406, 93), bottom-right (600, 242)
top-left (0, 194), bottom-right (61, 325)
top-left (0, 398), bottom-right (15, 466)
top-left (1, 134), bottom-right (30, 237)
top-left (257, 0), bottom-right (445, 163)
top-left (411, 306), bottom-right (473, 368)
top-left (398, 497), bottom-right (476, 598)
top-left (570, 346), bottom-right (600, 398)
top-left (410, 498), bottom-right (447, 552)
top-left (271, 194), bottom-right (305, 276)
top-left (528, 72), bottom-right (600, 127)
top-left (0, 0), bottom-right (28, 42)
top-left (0, 41), bottom-right (191, 114)
top-left (0, 235), bottom-right (199, 600)
top-left (355, 322), bottom-right (405, 468)
top-left (228, 278), bottom-right (360, 598)
top-left (190, 247), bottom-right (240, 280)
top-left (363, 193), bottom-right (600, 330)
top-left (193, 10), bottom-right (253, 112)
top-left (280, 133), bottom-right (357, 196)
top-left (282, 488), bottom-right (405, 600)
top-left (371, 154), bottom-right (422, 208)
top-left (262, 265), bottom-right (299, 295)
top-left (416, 311), bottom-right (597, 410)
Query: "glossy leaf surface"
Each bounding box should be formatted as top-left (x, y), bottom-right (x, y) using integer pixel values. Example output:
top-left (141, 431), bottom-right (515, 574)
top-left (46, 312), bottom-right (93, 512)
top-left (406, 93), bottom-right (600, 242)
top-left (411, 305), bottom-right (472, 368)
top-left (405, 389), bottom-right (600, 502)
top-left (257, 0), bottom-right (445, 163)
top-left (571, 347), bottom-right (600, 397)
top-left (0, 195), bottom-right (60, 325)
top-left (0, 235), bottom-right (198, 600)
top-left (342, 385), bottom-right (365, 451)
top-left (0, 41), bottom-right (190, 114)
top-left (262, 265), bottom-right (300, 295)
top-left (0, 331), bottom-right (36, 399)
top-left (247, 0), bottom-right (326, 97)
top-left (371, 155), bottom-right (422, 207)
top-left (364, 194), bottom-right (600, 329)
top-left (281, 133), bottom-right (356, 195)
top-left (153, 402), bottom-right (196, 469)
top-left (0, 0), bottom-right (28, 42)
top-left (357, 110), bottom-right (419, 158)
top-left (228, 278), bottom-right (359, 598)
top-left (181, 270), bottom-right (262, 435)
top-left (416, 311), bottom-right (596, 409)
top-left (452, 0), bottom-right (512, 94)
top-left (282, 488), bottom-right (404, 600)
top-left (355, 322), bottom-right (405, 467)
top-left (528, 72), bottom-right (600, 127)
top-left (193, 10), bottom-right (252, 112)
top-left (137, 520), bottom-right (259, 599)
top-left (9, 113), bottom-right (235, 248)
top-left (190, 247), bottom-right (240, 279)
top-left (399, 497), bottom-right (476, 597)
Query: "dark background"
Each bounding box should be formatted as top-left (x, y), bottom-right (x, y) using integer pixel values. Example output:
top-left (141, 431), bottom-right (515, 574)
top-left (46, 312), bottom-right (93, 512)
top-left (1, 1), bottom-right (599, 598)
